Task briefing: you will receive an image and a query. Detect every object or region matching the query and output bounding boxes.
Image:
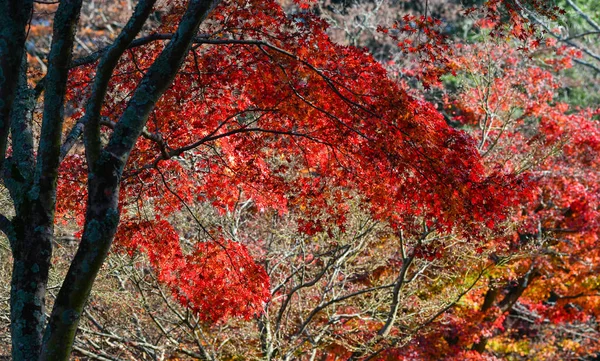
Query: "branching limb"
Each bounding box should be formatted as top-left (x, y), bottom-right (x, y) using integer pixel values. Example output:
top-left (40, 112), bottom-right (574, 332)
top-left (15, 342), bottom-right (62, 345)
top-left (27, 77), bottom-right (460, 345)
top-left (34, 0), bottom-right (84, 203)
top-left (104, 0), bottom-right (221, 166)
top-left (378, 254), bottom-right (415, 337)
top-left (42, 2), bottom-right (223, 360)
top-left (83, 0), bottom-right (158, 171)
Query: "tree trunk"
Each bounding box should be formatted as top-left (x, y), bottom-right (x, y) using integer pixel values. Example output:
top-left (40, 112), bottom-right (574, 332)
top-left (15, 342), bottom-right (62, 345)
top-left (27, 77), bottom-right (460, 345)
top-left (1, 1), bottom-right (221, 359)
top-left (473, 268), bottom-right (538, 354)
top-left (10, 213), bottom-right (52, 361)
top-left (41, 153), bottom-right (122, 360)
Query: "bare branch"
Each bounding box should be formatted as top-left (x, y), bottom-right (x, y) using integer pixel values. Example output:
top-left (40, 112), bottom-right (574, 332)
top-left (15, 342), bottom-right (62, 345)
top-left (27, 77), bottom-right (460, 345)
top-left (565, 0), bottom-right (600, 32)
top-left (378, 254), bottom-right (415, 337)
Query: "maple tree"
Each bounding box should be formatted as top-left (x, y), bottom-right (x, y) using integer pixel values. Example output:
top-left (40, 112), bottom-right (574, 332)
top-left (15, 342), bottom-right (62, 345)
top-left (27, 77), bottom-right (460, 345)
top-left (363, 7), bottom-right (600, 360)
top-left (445, 45), bottom-right (599, 361)
top-left (2, 0), bottom-right (596, 360)
top-left (0, 0), bottom-right (538, 360)
top-left (6, 191), bottom-right (497, 360)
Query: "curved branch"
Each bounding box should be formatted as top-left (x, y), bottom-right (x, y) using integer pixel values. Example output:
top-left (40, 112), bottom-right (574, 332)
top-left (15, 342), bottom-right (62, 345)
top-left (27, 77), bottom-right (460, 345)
top-left (104, 1), bottom-right (220, 164)
top-left (524, 5), bottom-right (600, 73)
top-left (42, 1), bottom-right (222, 359)
top-left (83, 0), bottom-right (158, 171)
top-left (378, 254), bottom-right (415, 337)
top-left (565, 0), bottom-right (600, 32)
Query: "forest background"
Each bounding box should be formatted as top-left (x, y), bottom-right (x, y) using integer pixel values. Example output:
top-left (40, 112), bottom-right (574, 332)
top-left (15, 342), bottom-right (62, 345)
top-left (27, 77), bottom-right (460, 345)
top-left (0, 0), bottom-right (598, 360)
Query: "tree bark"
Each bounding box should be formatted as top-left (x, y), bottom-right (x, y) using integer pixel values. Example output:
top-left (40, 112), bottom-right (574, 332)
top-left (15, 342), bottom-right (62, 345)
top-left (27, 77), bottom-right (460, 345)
top-left (40, 154), bottom-right (122, 360)
top-left (41, 1), bottom-right (221, 359)
top-left (0, 0), bottom-right (33, 173)
top-left (8, 0), bottom-right (82, 359)
top-left (2, 2), bottom-right (44, 360)
top-left (0, 0), bottom-right (222, 359)
top-left (10, 210), bottom-right (53, 361)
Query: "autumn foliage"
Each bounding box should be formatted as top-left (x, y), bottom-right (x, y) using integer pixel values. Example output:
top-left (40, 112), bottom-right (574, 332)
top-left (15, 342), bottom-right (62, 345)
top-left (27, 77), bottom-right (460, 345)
top-left (371, 11), bottom-right (600, 360)
top-left (52, 0), bottom-right (528, 323)
top-left (0, 0), bottom-right (598, 360)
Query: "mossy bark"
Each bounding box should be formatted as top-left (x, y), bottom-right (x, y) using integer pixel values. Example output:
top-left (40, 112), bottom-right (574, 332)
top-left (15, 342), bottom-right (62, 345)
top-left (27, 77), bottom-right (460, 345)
top-left (10, 213), bottom-right (52, 361)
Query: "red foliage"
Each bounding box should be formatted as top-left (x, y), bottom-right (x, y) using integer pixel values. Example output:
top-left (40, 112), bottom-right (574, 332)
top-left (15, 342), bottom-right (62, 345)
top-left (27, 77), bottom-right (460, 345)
top-left (385, 32), bottom-right (599, 360)
top-left (114, 219), bottom-right (270, 322)
top-left (56, 0), bottom-right (530, 332)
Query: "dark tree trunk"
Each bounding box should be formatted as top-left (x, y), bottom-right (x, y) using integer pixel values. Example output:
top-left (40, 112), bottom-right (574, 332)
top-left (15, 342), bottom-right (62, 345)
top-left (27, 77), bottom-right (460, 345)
top-left (10, 214), bottom-right (52, 361)
top-left (41, 153), bottom-right (122, 360)
top-left (0, 1), bottom-right (221, 360)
